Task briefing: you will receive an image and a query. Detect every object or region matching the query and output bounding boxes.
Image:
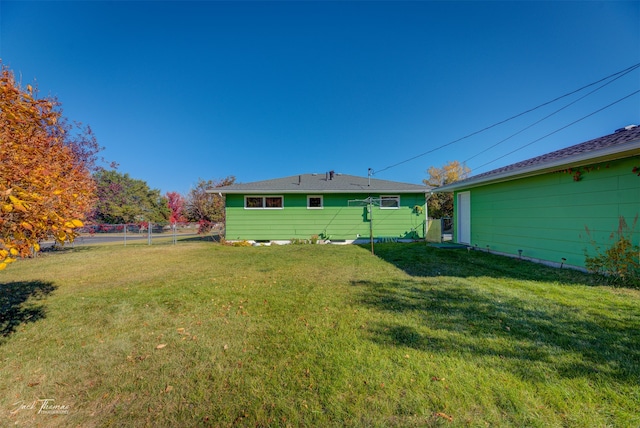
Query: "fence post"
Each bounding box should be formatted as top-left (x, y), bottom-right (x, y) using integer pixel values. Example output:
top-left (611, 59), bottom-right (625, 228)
top-left (173, 223), bottom-right (177, 245)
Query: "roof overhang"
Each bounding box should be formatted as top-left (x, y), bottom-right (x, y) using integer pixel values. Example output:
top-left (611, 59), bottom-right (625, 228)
top-left (433, 140), bottom-right (640, 193)
top-left (210, 188), bottom-right (429, 195)
top-left (208, 173), bottom-right (430, 195)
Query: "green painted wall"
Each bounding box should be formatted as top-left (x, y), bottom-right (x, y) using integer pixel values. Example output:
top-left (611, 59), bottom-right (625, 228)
top-left (453, 156), bottom-right (640, 268)
top-left (225, 193), bottom-right (426, 241)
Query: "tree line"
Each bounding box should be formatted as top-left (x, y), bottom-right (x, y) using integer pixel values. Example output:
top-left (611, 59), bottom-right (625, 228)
top-left (91, 169), bottom-right (235, 231)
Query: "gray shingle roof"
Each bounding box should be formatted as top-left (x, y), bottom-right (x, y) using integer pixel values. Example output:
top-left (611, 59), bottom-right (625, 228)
top-left (435, 125), bottom-right (640, 192)
top-left (213, 173), bottom-right (428, 194)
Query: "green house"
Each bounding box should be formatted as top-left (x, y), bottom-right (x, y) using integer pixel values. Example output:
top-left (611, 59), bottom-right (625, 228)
top-left (435, 125), bottom-right (640, 270)
top-left (214, 172), bottom-right (428, 243)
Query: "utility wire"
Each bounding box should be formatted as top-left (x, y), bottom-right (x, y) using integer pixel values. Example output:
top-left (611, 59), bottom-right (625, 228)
top-left (463, 64), bottom-right (639, 164)
top-left (373, 62), bottom-right (640, 175)
top-left (471, 89), bottom-right (640, 171)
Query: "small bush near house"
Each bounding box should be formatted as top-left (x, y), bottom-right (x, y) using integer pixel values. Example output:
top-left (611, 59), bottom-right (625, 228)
top-left (290, 236), bottom-right (320, 245)
top-left (585, 215), bottom-right (640, 288)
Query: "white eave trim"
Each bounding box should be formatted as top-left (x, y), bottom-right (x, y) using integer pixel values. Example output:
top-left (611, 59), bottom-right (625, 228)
top-left (211, 189), bottom-right (430, 195)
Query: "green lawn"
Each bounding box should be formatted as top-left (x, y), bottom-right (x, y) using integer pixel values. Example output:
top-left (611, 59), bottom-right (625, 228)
top-left (1, 241), bottom-right (639, 427)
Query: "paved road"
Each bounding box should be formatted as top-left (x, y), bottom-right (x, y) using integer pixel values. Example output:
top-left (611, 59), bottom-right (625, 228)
top-left (41, 233), bottom-right (204, 248)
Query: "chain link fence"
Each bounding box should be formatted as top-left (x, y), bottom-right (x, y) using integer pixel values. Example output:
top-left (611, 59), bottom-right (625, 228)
top-left (44, 222), bottom-right (222, 248)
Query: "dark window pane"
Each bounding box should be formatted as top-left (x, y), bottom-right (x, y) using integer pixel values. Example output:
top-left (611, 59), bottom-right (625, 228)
top-left (308, 197), bottom-right (322, 208)
top-left (265, 197), bottom-right (283, 208)
top-left (246, 197), bottom-right (263, 208)
top-left (380, 196), bottom-right (399, 208)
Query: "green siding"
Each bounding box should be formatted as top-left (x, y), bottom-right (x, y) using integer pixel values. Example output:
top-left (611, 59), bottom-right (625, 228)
top-left (225, 193), bottom-right (426, 241)
top-left (453, 156), bottom-right (640, 268)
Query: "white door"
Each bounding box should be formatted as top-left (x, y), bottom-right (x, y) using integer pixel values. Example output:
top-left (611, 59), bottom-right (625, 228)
top-left (457, 191), bottom-right (471, 245)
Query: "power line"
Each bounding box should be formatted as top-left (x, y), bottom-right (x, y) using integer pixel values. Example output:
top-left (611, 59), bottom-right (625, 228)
top-left (373, 62), bottom-right (640, 176)
top-left (463, 64), bottom-right (640, 164)
top-left (471, 89), bottom-right (640, 171)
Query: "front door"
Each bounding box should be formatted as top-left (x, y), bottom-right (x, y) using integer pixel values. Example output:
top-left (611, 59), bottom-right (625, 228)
top-left (457, 191), bottom-right (471, 245)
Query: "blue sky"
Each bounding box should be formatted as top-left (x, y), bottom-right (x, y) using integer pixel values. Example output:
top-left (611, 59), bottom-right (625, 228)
top-left (1, 1), bottom-right (639, 195)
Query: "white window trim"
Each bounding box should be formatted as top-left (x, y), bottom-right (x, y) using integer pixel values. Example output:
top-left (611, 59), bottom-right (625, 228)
top-left (380, 195), bottom-right (400, 209)
top-left (244, 195), bottom-right (284, 209)
top-left (307, 195), bottom-right (323, 209)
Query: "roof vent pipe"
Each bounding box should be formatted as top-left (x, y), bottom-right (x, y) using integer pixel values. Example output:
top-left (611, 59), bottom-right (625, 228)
top-left (325, 172), bottom-right (329, 181)
top-left (615, 124), bottom-right (638, 133)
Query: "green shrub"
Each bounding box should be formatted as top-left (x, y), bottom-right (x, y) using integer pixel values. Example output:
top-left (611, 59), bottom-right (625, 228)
top-left (585, 215), bottom-right (640, 287)
top-left (290, 236), bottom-right (320, 245)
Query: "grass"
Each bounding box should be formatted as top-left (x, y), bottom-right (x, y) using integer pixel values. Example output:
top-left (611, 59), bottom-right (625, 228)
top-left (1, 240), bottom-right (639, 427)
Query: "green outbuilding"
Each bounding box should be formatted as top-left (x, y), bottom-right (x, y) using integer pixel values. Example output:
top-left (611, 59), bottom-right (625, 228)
top-left (214, 172), bottom-right (429, 244)
top-left (435, 125), bottom-right (640, 270)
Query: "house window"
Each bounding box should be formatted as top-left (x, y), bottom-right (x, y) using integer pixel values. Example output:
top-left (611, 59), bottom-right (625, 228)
top-left (245, 197), bottom-right (264, 208)
top-left (307, 195), bottom-right (323, 209)
top-left (380, 195), bottom-right (400, 209)
top-left (245, 196), bottom-right (283, 209)
top-left (265, 197), bottom-right (283, 208)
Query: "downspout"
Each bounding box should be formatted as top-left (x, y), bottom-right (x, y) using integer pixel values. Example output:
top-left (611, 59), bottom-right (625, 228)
top-left (219, 192), bottom-right (226, 240)
top-left (424, 191), bottom-right (433, 242)
top-left (368, 194), bottom-right (374, 255)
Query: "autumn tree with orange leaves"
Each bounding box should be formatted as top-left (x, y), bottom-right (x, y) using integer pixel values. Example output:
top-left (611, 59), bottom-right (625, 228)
top-left (0, 64), bottom-right (101, 270)
top-left (186, 176), bottom-right (235, 233)
top-left (423, 160), bottom-right (470, 219)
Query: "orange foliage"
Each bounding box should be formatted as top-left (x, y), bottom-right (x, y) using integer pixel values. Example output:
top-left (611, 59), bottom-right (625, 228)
top-left (0, 65), bottom-right (97, 269)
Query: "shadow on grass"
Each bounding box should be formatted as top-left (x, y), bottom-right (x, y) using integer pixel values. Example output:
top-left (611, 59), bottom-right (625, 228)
top-left (40, 244), bottom-right (103, 254)
top-left (179, 234), bottom-right (221, 243)
top-left (371, 242), bottom-right (603, 286)
top-left (0, 280), bottom-right (56, 341)
top-left (356, 278), bottom-right (640, 384)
